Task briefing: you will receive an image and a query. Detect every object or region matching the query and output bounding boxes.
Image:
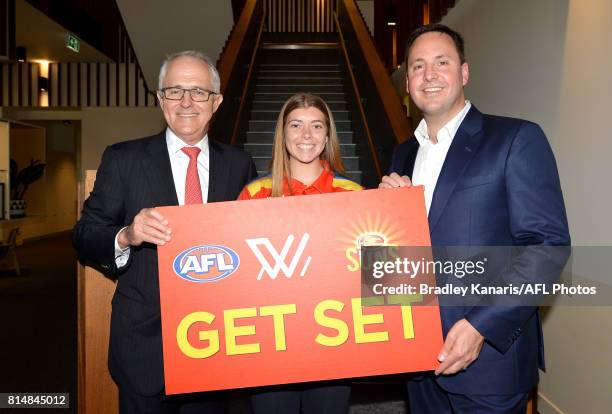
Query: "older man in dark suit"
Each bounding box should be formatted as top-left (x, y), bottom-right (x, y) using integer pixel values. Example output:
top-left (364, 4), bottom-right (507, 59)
top-left (380, 25), bottom-right (570, 413)
top-left (74, 50), bottom-right (256, 413)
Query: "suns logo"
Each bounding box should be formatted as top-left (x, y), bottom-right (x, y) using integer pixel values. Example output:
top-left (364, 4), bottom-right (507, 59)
top-left (173, 245), bottom-right (240, 282)
top-left (340, 213), bottom-right (404, 272)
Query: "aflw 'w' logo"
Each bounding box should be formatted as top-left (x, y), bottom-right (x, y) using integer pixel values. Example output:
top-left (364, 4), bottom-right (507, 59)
top-left (246, 234), bottom-right (312, 280)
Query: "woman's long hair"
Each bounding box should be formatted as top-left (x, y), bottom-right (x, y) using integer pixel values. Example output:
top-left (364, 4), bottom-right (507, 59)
top-left (270, 92), bottom-right (344, 197)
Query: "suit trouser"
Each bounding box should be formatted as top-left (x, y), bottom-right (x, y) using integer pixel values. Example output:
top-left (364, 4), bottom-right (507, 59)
top-left (250, 383), bottom-right (351, 414)
top-left (406, 376), bottom-right (528, 414)
top-left (119, 387), bottom-right (226, 414)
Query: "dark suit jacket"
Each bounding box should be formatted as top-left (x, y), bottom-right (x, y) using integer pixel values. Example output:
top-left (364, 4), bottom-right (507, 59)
top-left (390, 106), bottom-right (570, 394)
top-left (73, 131), bottom-right (256, 396)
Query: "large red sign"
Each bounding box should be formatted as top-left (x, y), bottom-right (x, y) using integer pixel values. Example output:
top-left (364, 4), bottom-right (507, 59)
top-left (157, 187), bottom-right (443, 394)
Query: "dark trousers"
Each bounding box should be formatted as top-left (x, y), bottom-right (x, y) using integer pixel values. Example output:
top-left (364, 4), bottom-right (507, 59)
top-left (251, 383), bottom-right (351, 414)
top-left (406, 376), bottom-right (528, 414)
top-left (119, 388), bottom-right (226, 414)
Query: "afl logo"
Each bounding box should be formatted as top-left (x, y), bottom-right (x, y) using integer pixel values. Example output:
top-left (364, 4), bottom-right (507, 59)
top-left (173, 245), bottom-right (240, 282)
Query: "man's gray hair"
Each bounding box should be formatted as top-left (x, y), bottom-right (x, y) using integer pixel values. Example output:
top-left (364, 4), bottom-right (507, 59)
top-left (158, 50), bottom-right (221, 93)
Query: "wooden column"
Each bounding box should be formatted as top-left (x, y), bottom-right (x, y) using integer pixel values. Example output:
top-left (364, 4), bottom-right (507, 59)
top-left (77, 170), bottom-right (118, 413)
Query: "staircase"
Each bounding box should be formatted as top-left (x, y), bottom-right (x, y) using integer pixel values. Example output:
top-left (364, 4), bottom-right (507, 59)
top-left (241, 44), bottom-right (363, 184)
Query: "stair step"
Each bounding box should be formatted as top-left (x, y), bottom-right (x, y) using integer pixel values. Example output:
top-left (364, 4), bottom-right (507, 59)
top-left (261, 48), bottom-right (340, 61)
top-left (254, 170), bottom-right (363, 186)
top-left (344, 171), bottom-right (363, 184)
top-left (350, 401), bottom-right (406, 413)
top-left (341, 157), bottom-right (360, 170)
top-left (259, 64), bottom-right (341, 71)
top-left (244, 143), bottom-right (357, 156)
top-left (255, 77), bottom-right (344, 85)
top-left (246, 131), bottom-right (354, 143)
top-left (255, 84), bottom-right (344, 93)
top-left (243, 143), bottom-right (273, 156)
top-left (254, 92), bottom-right (346, 101)
top-left (253, 157), bottom-right (272, 171)
top-left (251, 101), bottom-right (347, 111)
top-left (252, 156), bottom-right (359, 172)
top-left (259, 70), bottom-right (342, 77)
top-left (340, 143), bottom-right (357, 156)
top-left (248, 120), bottom-right (352, 132)
top-left (238, 51), bottom-right (367, 187)
top-left (250, 110), bottom-right (349, 121)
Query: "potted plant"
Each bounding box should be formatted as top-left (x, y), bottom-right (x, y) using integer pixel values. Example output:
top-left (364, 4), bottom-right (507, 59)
top-left (9, 158), bottom-right (46, 218)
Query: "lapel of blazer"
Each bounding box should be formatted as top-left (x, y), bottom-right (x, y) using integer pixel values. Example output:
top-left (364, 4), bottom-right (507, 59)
top-left (143, 131), bottom-right (179, 206)
top-left (404, 138), bottom-right (420, 180)
top-left (428, 106), bottom-right (485, 233)
top-left (207, 139), bottom-right (229, 203)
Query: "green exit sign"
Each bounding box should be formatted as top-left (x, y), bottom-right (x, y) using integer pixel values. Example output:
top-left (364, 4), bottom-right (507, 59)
top-left (66, 34), bottom-right (80, 52)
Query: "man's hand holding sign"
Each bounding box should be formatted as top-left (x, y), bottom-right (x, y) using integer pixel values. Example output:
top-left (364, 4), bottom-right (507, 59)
top-left (380, 173), bottom-right (485, 376)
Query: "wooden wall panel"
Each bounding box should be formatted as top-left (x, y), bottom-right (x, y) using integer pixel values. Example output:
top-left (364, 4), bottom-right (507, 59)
top-left (70, 63), bottom-right (78, 106)
top-left (265, 0), bottom-right (337, 32)
top-left (29, 63), bottom-right (38, 106)
top-left (10, 63), bottom-right (17, 105)
top-left (118, 63), bottom-right (126, 107)
top-left (0, 61), bottom-right (156, 107)
top-left (77, 170), bottom-right (118, 414)
top-left (108, 63), bottom-right (117, 107)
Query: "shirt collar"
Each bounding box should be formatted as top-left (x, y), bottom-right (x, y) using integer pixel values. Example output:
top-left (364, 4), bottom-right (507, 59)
top-left (414, 100), bottom-right (471, 146)
top-left (286, 161), bottom-right (333, 194)
top-left (165, 128), bottom-right (209, 155)
top-left (309, 162), bottom-right (334, 193)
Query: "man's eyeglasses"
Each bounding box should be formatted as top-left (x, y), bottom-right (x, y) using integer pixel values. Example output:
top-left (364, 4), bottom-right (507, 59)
top-left (159, 87), bottom-right (216, 102)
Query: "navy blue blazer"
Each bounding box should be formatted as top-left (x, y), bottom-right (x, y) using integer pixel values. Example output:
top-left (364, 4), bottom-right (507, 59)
top-left (390, 106), bottom-right (570, 394)
top-left (74, 132), bottom-right (256, 396)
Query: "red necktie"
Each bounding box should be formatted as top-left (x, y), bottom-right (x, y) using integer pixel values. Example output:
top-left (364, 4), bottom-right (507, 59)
top-left (181, 147), bottom-right (203, 204)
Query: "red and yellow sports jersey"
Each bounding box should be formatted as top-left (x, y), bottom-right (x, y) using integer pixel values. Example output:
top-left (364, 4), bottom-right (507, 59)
top-left (238, 166), bottom-right (363, 200)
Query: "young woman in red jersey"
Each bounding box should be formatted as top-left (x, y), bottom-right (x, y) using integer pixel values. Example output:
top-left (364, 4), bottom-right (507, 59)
top-left (239, 93), bottom-right (362, 413)
top-left (239, 92), bottom-right (362, 200)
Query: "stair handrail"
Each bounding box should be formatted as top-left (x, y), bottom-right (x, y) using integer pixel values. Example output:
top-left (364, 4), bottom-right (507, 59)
top-left (335, 13), bottom-right (382, 180)
top-left (211, 0), bottom-right (264, 145)
top-left (217, 0), bottom-right (262, 95)
top-left (338, 0), bottom-right (412, 145)
top-left (229, 9), bottom-right (265, 146)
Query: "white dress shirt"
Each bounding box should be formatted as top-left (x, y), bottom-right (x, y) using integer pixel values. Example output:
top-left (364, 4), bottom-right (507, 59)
top-left (114, 128), bottom-right (211, 266)
top-left (412, 101), bottom-right (471, 215)
top-left (165, 128), bottom-right (210, 205)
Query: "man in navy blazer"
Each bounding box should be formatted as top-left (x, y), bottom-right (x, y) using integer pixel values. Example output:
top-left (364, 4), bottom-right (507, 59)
top-left (380, 25), bottom-right (570, 413)
top-left (74, 51), bottom-right (256, 413)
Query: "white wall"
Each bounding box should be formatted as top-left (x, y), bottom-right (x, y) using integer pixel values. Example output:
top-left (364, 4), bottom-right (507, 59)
top-left (40, 121), bottom-right (78, 235)
top-left (116, 0), bottom-right (234, 90)
top-left (10, 127), bottom-right (46, 218)
top-left (443, 0), bottom-right (612, 412)
top-left (356, 0), bottom-right (375, 35)
top-left (4, 107), bottom-right (165, 172)
top-left (0, 120), bottom-right (78, 240)
top-left (3, 107), bottom-right (165, 238)
top-left (80, 107), bottom-right (164, 171)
